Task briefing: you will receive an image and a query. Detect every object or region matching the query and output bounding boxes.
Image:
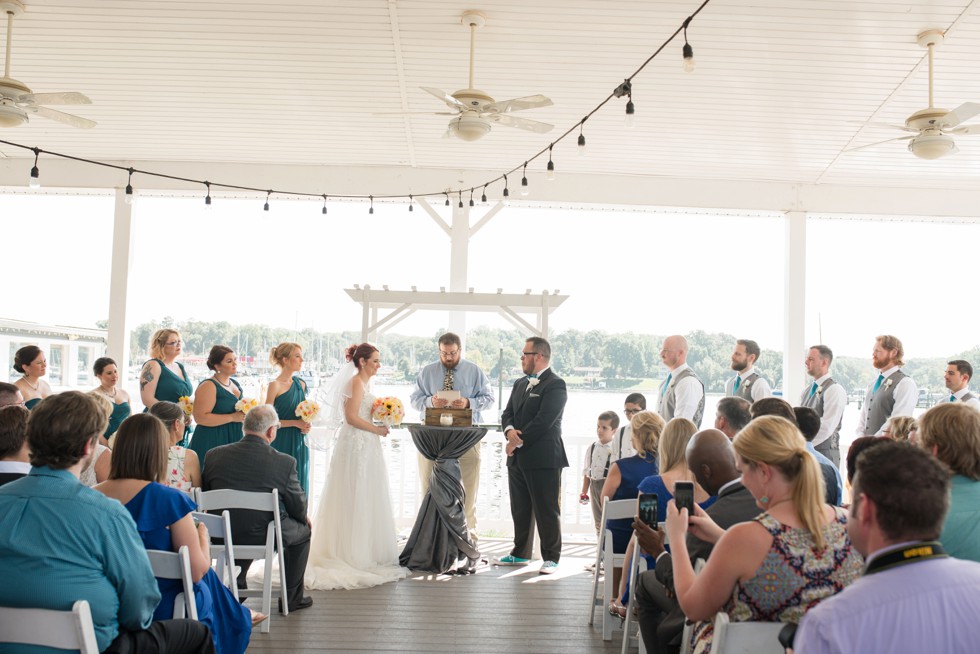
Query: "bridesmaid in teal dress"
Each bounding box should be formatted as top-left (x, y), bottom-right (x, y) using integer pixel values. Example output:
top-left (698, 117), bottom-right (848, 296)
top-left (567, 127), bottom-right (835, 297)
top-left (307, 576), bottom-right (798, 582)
top-left (13, 345), bottom-right (52, 410)
top-left (140, 328), bottom-right (194, 443)
top-left (189, 345), bottom-right (245, 466)
top-left (93, 357), bottom-right (131, 441)
top-left (266, 342), bottom-right (312, 494)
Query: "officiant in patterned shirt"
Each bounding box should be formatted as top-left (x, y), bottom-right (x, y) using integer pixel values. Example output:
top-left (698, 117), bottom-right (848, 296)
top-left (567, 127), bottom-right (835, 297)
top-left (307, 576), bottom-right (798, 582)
top-left (410, 332), bottom-right (495, 541)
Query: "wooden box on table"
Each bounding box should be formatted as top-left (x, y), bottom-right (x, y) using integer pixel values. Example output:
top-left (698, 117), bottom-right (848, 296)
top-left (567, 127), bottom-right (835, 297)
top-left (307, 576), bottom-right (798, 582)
top-left (423, 408), bottom-right (473, 427)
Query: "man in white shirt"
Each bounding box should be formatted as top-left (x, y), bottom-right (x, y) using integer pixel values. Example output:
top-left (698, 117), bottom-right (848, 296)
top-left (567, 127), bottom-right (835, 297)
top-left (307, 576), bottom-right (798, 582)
top-left (798, 344), bottom-right (847, 466)
top-left (656, 335), bottom-right (705, 427)
top-left (856, 334), bottom-right (918, 437)
top-left (935, 360), bottom-right (980, 410)
top-left (724, 339), bottom-right (772, 402)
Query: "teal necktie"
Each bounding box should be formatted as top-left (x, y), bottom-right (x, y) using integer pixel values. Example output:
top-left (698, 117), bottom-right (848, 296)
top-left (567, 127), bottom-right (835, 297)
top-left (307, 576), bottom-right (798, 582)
top-left (950, 395), bottom-right (956, 402)
top-left (661, 373), bottom-right (672, 397)
top-left (733, 376), bottom-right (741, 394)
top-left (808, 382), bottom-right (818, 398)
top-left (872, 374), bottom-right (884, 394)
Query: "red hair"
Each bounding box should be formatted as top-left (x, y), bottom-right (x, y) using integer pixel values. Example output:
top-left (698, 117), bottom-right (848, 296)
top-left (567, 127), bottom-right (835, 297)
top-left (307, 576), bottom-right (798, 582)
top-left (346, 343), bottom-right (378, 369)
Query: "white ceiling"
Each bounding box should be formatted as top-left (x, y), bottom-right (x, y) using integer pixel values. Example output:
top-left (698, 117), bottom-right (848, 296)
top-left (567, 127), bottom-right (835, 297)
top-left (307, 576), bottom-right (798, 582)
top-left (1, 0), bottom-right (980, 212)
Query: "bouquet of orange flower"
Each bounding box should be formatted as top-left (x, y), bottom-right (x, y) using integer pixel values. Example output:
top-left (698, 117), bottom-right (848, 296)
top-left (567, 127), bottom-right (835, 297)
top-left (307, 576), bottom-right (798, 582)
top-left (295, 399), bottom-right (321, 424)
top-left (177, 396), bottom-right (194, 417)
top-left (235, 397), bottom-right (260, 414)
top-left (371, 396), bottom-right (404, 427)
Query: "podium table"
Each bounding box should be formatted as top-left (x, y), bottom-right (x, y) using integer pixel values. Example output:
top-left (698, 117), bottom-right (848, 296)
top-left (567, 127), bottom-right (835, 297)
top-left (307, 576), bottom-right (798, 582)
top-left (399, 424), bottom-right (487, 573)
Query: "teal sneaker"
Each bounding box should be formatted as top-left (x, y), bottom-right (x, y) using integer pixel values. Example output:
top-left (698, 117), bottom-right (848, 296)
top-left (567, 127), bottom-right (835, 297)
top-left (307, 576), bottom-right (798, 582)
top-left (495, 555), bottom-right (531, 566)
top-left (539, 560), bottom-right (559, 574)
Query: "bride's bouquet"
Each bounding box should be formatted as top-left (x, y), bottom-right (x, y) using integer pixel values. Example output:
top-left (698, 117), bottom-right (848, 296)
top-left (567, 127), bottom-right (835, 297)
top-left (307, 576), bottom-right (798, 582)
top-left (177, 396), bottom-right (194, 417)
top-left (295, 399), bottom-right (321, 424)
top-left (235, 397), bottom-right (260, 414)
top-left (371, 396), bottom-right (405, 427)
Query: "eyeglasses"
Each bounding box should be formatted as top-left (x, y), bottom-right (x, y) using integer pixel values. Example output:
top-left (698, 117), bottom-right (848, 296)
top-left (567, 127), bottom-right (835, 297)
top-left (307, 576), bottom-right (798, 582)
top-left (166, 340), bottom-right (182, 346)
top-left (624, 409), bottom-right (641, 416)
top-left (439, 350), bottom-right (459, 357)
top-left (520, 352), bottom-right (539, 359)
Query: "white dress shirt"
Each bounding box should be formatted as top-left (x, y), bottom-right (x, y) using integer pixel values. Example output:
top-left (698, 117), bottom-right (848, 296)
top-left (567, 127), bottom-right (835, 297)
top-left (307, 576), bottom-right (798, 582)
top-left (935, 387), bottom-right (980, 411)
top-left (856, 365), bottom-right (918, 436)
top-left (803, 373), bottom-right (847, 448)
top-left (670, 363), bottom-right (704, 423)
top-left (724, 366), bottom-right (773, 402)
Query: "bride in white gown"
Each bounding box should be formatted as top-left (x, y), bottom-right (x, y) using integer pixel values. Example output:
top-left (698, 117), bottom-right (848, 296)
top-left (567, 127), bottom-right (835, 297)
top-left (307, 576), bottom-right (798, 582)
top-left (305, 343), bottom-right (409, 590)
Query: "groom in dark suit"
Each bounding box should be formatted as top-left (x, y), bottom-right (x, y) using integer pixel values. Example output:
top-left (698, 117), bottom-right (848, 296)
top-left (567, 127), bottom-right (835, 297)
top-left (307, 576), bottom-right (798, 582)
top-left (497, 336), bottom-right (569, 574)
top-left (201, 404), bottom-right (313, 612)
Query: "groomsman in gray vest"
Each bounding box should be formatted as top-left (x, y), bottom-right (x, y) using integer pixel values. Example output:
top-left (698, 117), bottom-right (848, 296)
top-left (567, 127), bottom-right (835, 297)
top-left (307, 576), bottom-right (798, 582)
top-left (857, 335), bottom-right (918, 437)
top-left (724, 339), bottom-right (773, 402)
top-left (798, 345), bottom-right (847, 467)
top-left (935, 360), bottom-right (980, 411)
top-left (657, 335), bottom-right (705, 427)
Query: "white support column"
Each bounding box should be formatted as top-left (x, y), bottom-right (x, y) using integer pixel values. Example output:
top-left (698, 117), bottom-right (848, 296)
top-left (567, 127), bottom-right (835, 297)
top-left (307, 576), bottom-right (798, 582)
top-left (361, 286), bottom-right (371, 342)
top-left (107, 189), bottom-right (135, 376)
top-left (540, 291), bottom-right (550, 339)
top-left (448, 201), bottom-right (469, 336)
top-left (784, 211), bottom-right (807, 401)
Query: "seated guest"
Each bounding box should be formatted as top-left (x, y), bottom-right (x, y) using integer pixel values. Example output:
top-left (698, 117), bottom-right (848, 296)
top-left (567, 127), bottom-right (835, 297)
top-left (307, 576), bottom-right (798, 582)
top-left (93, 356), bottom-right (132, 441)
top-left (794, 406), bottom-right (843, 505)
top-left (844, 436), bottom-right (889, 488)
top-left (0, 392), bottom-right (214, 653)
top-left (915, 403), bottom-right (980, 562)
top-left (96, 414), bottom-right (261, 654)
top-left (0, 381), bottom-right (25, 407)
top-left (795, 442), bottom-right (980, 653)
top-left (81, 391), bottom-right (114, 486)
top-left (881, 415), bottom-right (916, 441)
top-left (201, 404), bottom-right (313, 612)
top-left (666, 416), bottom-right (863, 654)
top-left (0, 405), bottom-right (30, 486)
top-left (713, 397), bottom-right (751, 440)
top-left (611, 418), bottom-right (712, 617)
top-left (151, 400), bottom-right (203, 491)
top-left (12, 345), bottom-right (52, 409)
top-left (633, 429), bottom-right (760, 654)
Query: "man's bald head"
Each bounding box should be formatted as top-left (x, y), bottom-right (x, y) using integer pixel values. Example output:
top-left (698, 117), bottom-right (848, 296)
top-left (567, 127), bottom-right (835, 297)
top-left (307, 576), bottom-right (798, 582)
top-left (660, 335), bottom-right (689, 370)
top-left (686, 428), bottom-right (740, 495)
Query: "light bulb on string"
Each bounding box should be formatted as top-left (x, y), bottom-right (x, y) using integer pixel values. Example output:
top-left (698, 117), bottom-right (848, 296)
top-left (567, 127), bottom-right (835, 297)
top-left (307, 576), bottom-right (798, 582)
top-left (204, 182), bottom-right (212, 209)
top-left (408, 195), bottom-right (414, 212)
top-left (124, 168), bottom-right (134, 205)
top-left (481, 185), bottom-right (488, 205)
top-left (625, 95), bottom-right (635, 129)
top-left (469, 189), bottom-right (475, 207)
top-left (369, 195), bottom-right (374, 214)
top-left (577, 121), bottom-right (587, 156)
top-left (546, 145), bottom-right (555, 181)
top-left (445, 192), bottom-right (450, 207)
top-left (29, 148), bottom-right (40, 189)
top-left (458, 191), bottom-right (463, 209)
top-left (503, 174), bottom-right (510, 198)
top-left (322, 195), bottom-right (327, 215)
top-left (682, 18), bottom-right (696, 72)
top-left (263, 191), bottom-right (270, 212)
top-left (521, 162), bottom-right (529, 197)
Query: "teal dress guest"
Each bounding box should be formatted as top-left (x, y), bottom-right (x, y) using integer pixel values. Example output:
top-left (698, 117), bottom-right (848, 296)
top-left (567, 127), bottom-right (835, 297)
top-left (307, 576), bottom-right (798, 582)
top-left (188, 378), bottom-right (243, 466)
top-left (272, 377), bottom-right (310, 494)
top-left (24, 397), bottom-right (41, 410)
top-left (106, 401), bottom-right (132, 437)
top-left (94, 357), bottom-right (133, 440)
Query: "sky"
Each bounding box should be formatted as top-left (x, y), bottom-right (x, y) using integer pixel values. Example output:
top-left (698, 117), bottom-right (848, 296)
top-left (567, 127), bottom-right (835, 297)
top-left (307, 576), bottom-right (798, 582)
top-left (2, 191), bottom-right (977, 359)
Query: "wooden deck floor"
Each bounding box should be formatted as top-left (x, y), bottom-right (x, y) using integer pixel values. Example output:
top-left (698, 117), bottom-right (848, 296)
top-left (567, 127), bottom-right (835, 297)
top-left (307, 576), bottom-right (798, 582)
top-left (245, 539), bottom-right (628, 653)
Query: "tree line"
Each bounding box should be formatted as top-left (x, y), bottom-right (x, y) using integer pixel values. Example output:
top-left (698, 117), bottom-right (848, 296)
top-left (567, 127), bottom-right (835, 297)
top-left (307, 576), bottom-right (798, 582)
top-left (126, 318), bottom-right (978, 396)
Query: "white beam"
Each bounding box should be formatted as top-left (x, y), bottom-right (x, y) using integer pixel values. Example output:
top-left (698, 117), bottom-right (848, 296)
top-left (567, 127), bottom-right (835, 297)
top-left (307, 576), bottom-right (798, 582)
top-left (499, 307), bottom-right (539, 337)
top-left (417, 197), bottom-right (450, 236)
top-left (106, 189), bottom-right (134, 374)
top-left (470, 201), bottom-right (504, 238)
top-left (784, 211), bottom-right (807, 401)
top-left (448, 201), bottom-right (469, 336)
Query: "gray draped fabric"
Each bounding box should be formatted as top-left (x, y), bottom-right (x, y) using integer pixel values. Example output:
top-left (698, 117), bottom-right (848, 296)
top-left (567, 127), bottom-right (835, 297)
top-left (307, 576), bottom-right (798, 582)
top-left (399, 425), bottom-right (487, 573)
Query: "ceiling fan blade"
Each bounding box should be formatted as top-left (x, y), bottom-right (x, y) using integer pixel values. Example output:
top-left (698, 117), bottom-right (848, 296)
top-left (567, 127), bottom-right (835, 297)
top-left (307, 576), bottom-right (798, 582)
top-left (852, 121), bottom-right (919, 133)
top-left (490, 113), bottom-right (553, 133)
top-left (950, 124), bottom-right (980, 135)
top-left (940, 102), bottom-right (980, 129)
top-left (421, 87), bottom-right (466, 111)
top-left (485, 94), bottom-right (553, 114)
top-left (33, 105), bottom-right (96, 129)
top-left (372, 111), bottom-right (457, 116)
top-left (844, 135), bottom-right (915, 153)
top-left (20, 91), bottom-right (92, 106)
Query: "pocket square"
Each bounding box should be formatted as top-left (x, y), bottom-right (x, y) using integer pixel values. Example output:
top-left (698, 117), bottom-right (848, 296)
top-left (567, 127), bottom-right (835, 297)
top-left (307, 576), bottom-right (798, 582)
top-left (529, 393), bottom-right (540, 398)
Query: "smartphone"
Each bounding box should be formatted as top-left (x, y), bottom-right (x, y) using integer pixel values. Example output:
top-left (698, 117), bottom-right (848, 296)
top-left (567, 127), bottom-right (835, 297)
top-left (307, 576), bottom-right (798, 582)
top-left (674, 481), bottom-right (695, 516)
top-left (637, 493), bottom-right (658, 526)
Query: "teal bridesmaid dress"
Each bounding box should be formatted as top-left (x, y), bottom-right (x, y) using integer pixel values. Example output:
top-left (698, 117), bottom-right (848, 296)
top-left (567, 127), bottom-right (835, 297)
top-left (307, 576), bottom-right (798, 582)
top-left (188, 378), bottom-right (243, 467)
top-left (272, 377), bottom-right (310, 494)
top-left (24, 398), bottom-right (41, 410)
top-left (105, 400), bottom-right (132, 438)
top-left (147, 358), bottom-right (194, 444)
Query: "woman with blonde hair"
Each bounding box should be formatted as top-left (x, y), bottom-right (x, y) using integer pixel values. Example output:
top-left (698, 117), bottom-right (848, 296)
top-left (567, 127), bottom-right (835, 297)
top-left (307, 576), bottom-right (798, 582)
top-left (882, 415), bottom-right (917, 441)
top-left (139, 328), bottom-right (193, 443)
top-left (666, 415), bottom-right (862, 653)
top-left (265, 342), bottom-right (312, 494)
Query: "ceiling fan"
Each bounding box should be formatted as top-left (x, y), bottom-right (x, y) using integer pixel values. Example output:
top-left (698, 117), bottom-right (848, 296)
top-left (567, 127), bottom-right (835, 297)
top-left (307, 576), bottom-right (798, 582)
top-left (849, 29), bottom-right (979, 160)
top-left (383, 10), bottom-right (554, 141)
top-left (0, 0), bottom-right (95, 129)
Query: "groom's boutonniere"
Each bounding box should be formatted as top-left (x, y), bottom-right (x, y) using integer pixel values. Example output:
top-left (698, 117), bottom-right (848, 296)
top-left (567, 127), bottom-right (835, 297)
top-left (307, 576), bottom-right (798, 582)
top-left (744, 379), bottom-right (753, 388)
top-left (884, 378), bottom-right (894, 390)
top-left (527, 377), bottom-right (540, 388)
top-left (815, 386), bottom-right (823, 396)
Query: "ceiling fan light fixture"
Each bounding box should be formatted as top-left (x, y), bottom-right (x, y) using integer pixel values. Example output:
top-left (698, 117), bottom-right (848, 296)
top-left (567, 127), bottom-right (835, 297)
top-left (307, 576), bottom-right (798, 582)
top-left (908, 134), bottom-right (956, 159)
top-left (0, 103), bottom-right (28, 127)
top-left (449, 114), bottom-right (491, 141)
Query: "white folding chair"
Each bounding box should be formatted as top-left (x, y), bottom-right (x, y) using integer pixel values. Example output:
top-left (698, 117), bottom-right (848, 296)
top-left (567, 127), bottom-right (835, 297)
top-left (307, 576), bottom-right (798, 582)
top-left (0, 599), bottom-right (99, 653)
top-left (711, 612), bottom-right (785, 654)
top-left (197, 488), bottom-right (288, 633)
top-left (620, 533), bottom-right (649, 654)
top-left (146, 545), bottom-right (199, 620)
top-left (588, 497), bottom-right (638, 640)
top-left (193, 509), bottom-right (238, 601)
top-left (679, 558), bottom-right (706, 654)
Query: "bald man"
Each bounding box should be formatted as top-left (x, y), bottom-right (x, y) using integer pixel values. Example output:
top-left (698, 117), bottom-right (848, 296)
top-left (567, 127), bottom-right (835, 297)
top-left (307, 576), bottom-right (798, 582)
top-left (632, 429), bottom-right (759, 653)
top-left (656, 335), bottom-right (705, 427)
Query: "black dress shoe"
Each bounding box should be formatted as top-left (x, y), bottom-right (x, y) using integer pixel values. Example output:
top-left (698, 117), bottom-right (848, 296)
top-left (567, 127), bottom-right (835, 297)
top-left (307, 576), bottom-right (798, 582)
top-left (279, 596), bottom-right (313, 613)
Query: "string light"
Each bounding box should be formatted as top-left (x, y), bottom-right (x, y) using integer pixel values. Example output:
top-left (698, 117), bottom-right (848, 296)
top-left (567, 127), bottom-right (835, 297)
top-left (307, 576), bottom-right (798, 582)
top-left (457, 190), bottom-right (463, 208)
top-left (322, 194), bottom-right (327, 215)
top-left (124, 167), bottom-right (134, 205)
top-left (682, 17), bottom-right (696, 72)
top-left (204, 182), bottom-right (212, 208)
top-left (408, 194), bottom-right (413, 212)
top-left (444, 192), bottom-right (450, 207)
top-left (29, 147), bottom-right (40, 188)
top-left (521, 162), bottom-right (529, 197)
top-left (481, 184), bottom-right (488, 204)
top-left (263, 191), bottom-right (270, 212)
top-left (369, 195), bottom-right (374, 214)
top-left (577, 120), bottom-right (587, 156)
top-left (546, 144), bottom-right (555, 181)
top-left (469, 189), bottom-right (475, 207)
top-left (503, 174), bottom-right (510, 198)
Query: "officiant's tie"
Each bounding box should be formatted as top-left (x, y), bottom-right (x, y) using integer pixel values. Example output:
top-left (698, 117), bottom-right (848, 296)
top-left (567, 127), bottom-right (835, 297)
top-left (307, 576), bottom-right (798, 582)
top-left (443, 368), bottom-right (455, 391)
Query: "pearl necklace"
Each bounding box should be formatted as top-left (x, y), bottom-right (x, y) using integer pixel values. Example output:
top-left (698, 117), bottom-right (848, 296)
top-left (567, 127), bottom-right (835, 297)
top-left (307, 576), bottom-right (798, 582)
top-left (98, 385), bottom-right (117, 398)
top-left (21, 377), bottom-right (39, 392)
top-left (214, 375), bottom-right (234, 389)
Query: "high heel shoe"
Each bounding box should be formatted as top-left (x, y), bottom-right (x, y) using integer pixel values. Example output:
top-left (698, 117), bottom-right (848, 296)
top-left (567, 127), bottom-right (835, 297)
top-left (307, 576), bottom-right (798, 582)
top-left (250, 610), bottom-right (269, 627)
top-left (607, 600), bottom-right (627, 620)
